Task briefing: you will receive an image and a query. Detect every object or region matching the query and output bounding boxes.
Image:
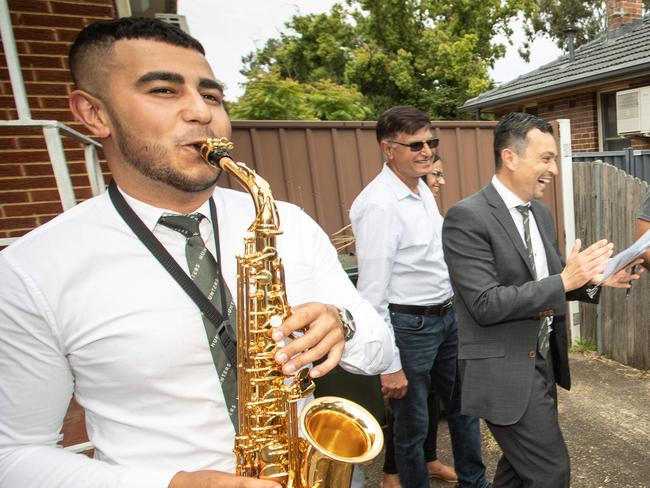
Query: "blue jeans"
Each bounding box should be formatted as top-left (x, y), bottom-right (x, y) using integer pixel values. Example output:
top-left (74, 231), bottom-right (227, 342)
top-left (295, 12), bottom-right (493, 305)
top-left (389, 308), bottom-right (490, 488)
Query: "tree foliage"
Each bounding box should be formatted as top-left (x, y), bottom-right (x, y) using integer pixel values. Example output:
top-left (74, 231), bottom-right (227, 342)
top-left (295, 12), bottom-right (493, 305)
top-left (522, 0), bottom-right (650, 57)
top-left (233, 0), bottom-right (649, 120)
top-left (228, 69), bottom-right (372, 121)
top-left (236, 0), bottom-right (533, 120)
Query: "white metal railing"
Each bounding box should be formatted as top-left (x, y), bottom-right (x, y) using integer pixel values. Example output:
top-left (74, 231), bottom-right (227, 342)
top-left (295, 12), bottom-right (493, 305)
top-left (1, 0), bottom-right (101, 452)
top-left (0, 0), bottom-right (104, 249)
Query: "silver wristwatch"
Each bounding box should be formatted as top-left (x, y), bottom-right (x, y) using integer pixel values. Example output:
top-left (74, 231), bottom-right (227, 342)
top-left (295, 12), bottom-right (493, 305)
top-left (336, 307), bottom-right (356, 342)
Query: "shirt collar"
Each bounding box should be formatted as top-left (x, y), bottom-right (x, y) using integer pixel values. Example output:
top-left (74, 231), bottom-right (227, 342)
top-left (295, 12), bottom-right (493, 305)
top-left (491, 174), bottom-right (529, 210)
top-left (115, 185), bottom-right (213, 232)
top-left (382, 163), bottom-right (425, 201)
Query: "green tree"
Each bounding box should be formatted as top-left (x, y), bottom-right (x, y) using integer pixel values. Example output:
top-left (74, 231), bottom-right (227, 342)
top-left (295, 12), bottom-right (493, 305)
top-left (523, 1), bottom-right (650, 56)
top-left (229, 69), bottom-right (372, 121)
top-left (238, 0), bottom-right (534, 120)
top-left (235, 1), bottom-right (650, 120)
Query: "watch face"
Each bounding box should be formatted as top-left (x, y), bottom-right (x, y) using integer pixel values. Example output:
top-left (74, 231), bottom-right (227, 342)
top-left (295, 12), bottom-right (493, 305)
top-left (339, 308), bottom-right (355, 341)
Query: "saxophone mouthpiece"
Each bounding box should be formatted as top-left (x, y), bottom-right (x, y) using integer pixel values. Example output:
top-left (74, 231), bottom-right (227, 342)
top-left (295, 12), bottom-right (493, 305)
top-left (200, 137), bottom-right (235, 168)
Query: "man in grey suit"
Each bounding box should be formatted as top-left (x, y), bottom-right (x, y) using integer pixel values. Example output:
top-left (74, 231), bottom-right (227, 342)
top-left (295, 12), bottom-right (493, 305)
top-left (442, 112), bottom-right (641, 487)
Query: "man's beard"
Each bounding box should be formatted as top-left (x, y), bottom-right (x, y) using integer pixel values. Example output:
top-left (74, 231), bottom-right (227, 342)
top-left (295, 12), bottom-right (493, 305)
top-left (110, 113), bottom-right (218, 193)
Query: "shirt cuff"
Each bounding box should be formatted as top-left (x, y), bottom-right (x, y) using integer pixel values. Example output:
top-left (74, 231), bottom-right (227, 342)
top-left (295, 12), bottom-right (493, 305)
top-left (382, 349), bottom-right (402, 375)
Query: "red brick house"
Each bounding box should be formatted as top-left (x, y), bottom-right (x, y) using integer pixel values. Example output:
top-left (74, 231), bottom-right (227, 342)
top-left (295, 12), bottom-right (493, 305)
top-left (0, 0), bottom-right (181, 244)
top-left (461, 0), bottom-right (650, 153)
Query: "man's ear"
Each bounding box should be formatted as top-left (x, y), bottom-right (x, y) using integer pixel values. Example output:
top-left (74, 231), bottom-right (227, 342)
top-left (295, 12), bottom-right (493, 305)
top-left (380, 140), bottom-right (393, 161)
top-left (500, 147), bottom-right (517, 171)
top-left (69, 90), bottom-right (111, 139)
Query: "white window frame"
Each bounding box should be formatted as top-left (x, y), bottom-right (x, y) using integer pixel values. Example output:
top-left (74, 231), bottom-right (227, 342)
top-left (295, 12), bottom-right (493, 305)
top-left (114, 0), bottom-right (132, 17)
top-left (597, 85), bottom-right (631, 151)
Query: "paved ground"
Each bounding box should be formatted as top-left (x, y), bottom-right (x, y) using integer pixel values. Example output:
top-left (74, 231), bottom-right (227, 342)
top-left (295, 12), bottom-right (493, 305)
top-left (361, 352), bottom-right (650, 487)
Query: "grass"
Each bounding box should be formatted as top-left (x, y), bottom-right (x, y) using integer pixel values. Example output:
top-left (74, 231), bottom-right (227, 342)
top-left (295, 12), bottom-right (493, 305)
top-left (570, 338), bottom-right (597, 354)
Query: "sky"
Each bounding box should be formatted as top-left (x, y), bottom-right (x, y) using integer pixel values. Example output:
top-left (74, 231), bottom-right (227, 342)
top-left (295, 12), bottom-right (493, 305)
top-left (177, 0), bottom-right (563, 102)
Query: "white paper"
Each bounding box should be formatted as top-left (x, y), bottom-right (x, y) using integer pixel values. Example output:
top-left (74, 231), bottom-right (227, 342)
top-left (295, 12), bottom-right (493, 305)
top-left (598, 229), bottom-right (650, 284)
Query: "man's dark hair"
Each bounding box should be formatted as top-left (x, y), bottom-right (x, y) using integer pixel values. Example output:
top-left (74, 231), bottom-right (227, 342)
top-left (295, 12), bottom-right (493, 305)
top-left (493, 112), bottom-right (553, 170)
top-left (69, 17), bottom-right (206, 90)
top-left (376, 106), bottom-right (432, 142)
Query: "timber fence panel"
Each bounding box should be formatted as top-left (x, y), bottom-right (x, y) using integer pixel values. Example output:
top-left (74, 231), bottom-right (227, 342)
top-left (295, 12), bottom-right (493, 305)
top-left (574, 162), bottom-right (598, 344)
top-left (574, 160), bottom-right (649, 369)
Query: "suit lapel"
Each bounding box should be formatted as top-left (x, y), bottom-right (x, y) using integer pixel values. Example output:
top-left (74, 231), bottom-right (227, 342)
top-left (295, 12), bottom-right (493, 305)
top-left (483, 184), bottom-right (536, 279)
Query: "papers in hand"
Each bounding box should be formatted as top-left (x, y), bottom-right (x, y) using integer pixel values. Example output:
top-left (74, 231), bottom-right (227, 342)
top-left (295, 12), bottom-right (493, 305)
top-left (598, 229), bottom-right (650, 284)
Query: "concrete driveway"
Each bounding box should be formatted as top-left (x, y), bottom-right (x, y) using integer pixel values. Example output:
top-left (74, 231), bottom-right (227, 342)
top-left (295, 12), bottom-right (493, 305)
top-left (362, 351), bottom-right (650, 487)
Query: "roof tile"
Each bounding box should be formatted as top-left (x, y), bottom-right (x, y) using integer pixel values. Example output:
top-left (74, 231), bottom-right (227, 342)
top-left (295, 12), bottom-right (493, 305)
top-left (462, 16), bottom-right (650, 111)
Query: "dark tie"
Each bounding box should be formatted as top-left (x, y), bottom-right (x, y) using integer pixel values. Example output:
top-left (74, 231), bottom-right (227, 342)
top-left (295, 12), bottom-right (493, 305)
top-left (158, 213), bottom-right (238, 430)
top-left (515, 205), bottom-right (551, 359)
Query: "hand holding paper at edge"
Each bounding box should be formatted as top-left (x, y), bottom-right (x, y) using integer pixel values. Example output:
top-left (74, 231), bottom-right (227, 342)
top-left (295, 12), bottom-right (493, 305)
top-left (595, 229), bottom-right (650, 285)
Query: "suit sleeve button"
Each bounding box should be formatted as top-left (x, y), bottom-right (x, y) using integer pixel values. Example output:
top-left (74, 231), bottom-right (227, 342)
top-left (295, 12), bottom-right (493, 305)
top-left (529, 351), bottom-right (536, 358)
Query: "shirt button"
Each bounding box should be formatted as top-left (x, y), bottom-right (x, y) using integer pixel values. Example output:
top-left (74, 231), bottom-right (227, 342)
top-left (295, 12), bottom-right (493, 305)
top-left (529, 351), bottom-right (536, 358)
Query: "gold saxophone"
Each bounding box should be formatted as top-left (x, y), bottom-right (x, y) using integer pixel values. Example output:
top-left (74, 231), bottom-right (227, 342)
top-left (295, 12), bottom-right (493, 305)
top-left (200, 138), bottom-right (383, 488)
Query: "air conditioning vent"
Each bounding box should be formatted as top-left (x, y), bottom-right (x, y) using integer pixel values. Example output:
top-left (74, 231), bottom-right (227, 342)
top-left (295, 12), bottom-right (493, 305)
top-left (155, 14), bottom-right (190, 34)
top-left (616, 87), bottom-right (650, 136)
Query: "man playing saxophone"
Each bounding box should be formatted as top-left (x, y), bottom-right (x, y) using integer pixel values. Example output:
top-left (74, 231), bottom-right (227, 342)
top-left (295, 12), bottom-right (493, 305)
top-left (0, 17), bottom-right (396, 488)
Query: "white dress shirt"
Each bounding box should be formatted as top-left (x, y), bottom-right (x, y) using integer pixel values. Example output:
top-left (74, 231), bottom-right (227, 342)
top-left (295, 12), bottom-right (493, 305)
top-left (0, 186), bottom-right (394, 488)
top-left (491, 175), bottom-right (550, 280)
top-left (350, 164), bottom-right (454, 374)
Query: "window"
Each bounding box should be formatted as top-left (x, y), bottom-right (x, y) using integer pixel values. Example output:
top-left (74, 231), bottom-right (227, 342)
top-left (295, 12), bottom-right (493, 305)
top-left (116, 0), bottom-right (177, 18)
top-left (524, 106), bottom-right (538, 116)
top-left (115, 1), bottom-right (190, 34)
top-left (600, 92), bottom-right (631, 150)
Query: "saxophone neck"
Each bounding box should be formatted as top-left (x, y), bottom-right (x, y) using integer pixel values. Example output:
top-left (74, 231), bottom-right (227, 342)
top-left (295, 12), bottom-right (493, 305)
top-left (201, 138), bottom-right (281, 234)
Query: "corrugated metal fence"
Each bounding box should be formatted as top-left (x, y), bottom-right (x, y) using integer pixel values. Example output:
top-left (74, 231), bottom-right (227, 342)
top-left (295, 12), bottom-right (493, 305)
top-left (229, 120), bottom-right (499, 236)
top-left (573, 161), bottom-right (649, 370)
top-left (573, 149), bottom-right (650, 184)
top-left (229, 119), bottom-right (567, 253)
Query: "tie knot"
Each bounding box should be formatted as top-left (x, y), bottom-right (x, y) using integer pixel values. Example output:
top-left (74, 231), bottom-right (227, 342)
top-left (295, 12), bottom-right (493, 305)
top-left (515, 205), bottom-right (530, 217)
top-left (158, 213), bottom-right (204, 238)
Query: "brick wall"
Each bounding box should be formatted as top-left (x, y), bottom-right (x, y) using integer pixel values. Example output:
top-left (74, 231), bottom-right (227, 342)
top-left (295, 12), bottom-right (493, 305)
top-left (0, 0), bottom-right (115, 240)
top-left (537, 92), bottom-right (600, 152)
top-left (496, 88), bottom-right (650, 152)
top-left (496, 92), bottom-right (601, 151)
top-left (607, 0), bottom-right (644, 30)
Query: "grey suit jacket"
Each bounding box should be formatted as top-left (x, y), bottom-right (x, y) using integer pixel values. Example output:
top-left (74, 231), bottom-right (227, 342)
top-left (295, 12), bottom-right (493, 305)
top-left (442, 183), bottom-right (599, 425)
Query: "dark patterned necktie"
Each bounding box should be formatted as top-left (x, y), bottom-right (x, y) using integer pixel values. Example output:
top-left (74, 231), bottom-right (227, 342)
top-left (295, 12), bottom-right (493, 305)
top-left (158, 213), bottom-right (238, 430)
top-left (516, 205), bottom-right (551, 359)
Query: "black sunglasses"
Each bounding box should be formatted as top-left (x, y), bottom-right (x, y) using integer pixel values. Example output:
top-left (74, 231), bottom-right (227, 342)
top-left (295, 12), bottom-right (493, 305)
top-left (389, 138), bottom-right (440, 152)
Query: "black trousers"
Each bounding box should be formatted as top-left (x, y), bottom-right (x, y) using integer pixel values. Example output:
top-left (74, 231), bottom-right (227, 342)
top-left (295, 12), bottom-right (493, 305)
top-left (486, 352), bottom-right (570, 488)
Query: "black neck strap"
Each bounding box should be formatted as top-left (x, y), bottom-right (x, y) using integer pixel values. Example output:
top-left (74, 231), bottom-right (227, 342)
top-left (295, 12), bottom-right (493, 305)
top-left (107, 180), bottom-right (237, 365)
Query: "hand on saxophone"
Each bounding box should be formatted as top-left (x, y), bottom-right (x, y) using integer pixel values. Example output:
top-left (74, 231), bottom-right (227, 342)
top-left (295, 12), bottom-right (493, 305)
top-left (169, 470), bottom-right (281, 487)
top-left (272, 302), bottom-right (346, 379)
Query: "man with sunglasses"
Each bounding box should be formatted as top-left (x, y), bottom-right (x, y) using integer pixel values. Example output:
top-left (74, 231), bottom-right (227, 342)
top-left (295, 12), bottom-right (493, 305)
top-left (350, 106), bottom-right (490, 488)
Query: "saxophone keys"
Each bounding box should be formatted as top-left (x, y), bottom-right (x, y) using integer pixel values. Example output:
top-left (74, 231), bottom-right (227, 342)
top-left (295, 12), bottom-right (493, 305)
top-left (293, 368), bottom-right (316, 398)
top-left (259, 464), bottom-right (288, 485)
top-left (260, 443), bottom-right (288, 463)
top-left (255, 269), bottom-right (273, 285)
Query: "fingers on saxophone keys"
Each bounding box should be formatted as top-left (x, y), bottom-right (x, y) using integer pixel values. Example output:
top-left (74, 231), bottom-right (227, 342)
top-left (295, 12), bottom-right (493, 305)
top-left (276, 333), bottom-right (325, 375)
top-left (272, 302), bottom-right (321, 342)
top-left (275, 314), bottom-right (340, 376)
